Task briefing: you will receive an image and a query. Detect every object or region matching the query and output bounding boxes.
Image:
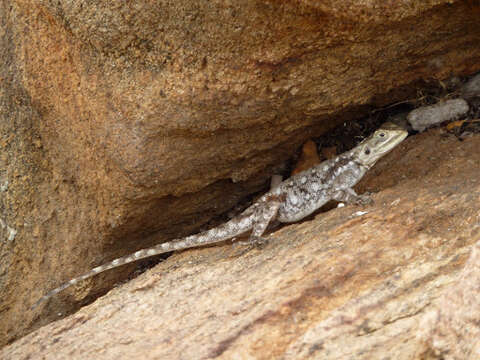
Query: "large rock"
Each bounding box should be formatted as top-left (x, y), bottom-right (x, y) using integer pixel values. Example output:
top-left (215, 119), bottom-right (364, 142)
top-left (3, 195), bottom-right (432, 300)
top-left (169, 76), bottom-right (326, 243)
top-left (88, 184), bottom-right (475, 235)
top-left (418, 239), bottom-right (480, 359)
top-left (3, 127), bottom-right (480, 359)
top-left (1, 0), bottom-right (480, 346)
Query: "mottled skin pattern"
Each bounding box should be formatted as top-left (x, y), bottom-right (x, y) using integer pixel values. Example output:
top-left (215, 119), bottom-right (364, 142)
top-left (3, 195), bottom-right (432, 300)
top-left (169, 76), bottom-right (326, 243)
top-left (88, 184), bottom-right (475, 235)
top-left (33, 123), bottom-right (407, 309)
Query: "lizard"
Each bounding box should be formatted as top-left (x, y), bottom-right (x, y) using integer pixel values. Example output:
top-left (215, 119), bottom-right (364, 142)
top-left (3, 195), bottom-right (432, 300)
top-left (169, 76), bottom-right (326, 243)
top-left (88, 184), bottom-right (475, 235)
top-left (32, 122), bottom-right (408, 309)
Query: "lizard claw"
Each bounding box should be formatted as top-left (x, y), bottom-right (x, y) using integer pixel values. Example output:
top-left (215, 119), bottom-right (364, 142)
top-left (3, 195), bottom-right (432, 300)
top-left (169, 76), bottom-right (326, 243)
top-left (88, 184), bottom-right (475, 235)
top-left (355, 193), bottom-right (374, 206)
top-left (248, 235), bottom-right (270, 249)
top-left (231, 236), bottom-right (269, 257)
top-left (233, 235), bottom-right (269, 249)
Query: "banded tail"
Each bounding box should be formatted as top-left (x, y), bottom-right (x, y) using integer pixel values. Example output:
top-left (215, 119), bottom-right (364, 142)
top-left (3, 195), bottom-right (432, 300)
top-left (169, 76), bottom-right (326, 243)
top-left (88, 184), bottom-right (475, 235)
top-left (32, 212), bottom-right (255, 309)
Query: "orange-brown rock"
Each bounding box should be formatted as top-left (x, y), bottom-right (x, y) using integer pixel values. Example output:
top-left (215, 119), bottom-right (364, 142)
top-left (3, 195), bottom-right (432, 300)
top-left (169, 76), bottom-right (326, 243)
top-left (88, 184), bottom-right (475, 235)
top-left (418, 239), bottom-right (480, 359)
top-left (291, 140), bottom-right (321, 175)
top-left (1, 0), bottom-right (480, 347)
top-left (3, 127), bottom-right (480, 359)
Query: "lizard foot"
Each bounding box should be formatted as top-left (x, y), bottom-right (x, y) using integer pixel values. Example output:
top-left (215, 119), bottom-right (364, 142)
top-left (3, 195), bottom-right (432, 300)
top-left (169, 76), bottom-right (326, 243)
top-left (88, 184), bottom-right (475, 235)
top-left (231, 236), bottom-right (268, 257)
top-left (234, 235), bottom-right (269, 249)
top-left (355, 192), bottom-right (374, 206)
top-left (248, 235), bottom-right (270, 249)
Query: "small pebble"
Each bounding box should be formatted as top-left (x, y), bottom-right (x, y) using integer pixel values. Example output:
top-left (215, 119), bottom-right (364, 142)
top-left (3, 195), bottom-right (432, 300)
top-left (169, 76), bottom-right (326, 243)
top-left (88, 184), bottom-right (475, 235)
top-left (352, 210), bottom-right (368, 217)
top-left (0, 180), bottom-right (7, 192)
top-left (407, 98), bottom-right (469, 132)
top-left (7, 227), bottom-right (17, 241)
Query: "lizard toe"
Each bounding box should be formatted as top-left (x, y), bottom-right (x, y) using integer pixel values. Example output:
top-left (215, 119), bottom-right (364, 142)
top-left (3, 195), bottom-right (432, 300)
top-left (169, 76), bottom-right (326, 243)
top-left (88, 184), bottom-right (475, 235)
top-left (248, 235), bottom-right (270, 249)
top-left (356, 194), bottom-right (374, 206)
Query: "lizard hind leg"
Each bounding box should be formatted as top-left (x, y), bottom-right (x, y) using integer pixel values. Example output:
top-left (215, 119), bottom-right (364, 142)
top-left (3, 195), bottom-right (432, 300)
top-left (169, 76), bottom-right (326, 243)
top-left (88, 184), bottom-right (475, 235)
top-left (247, 193), bottom-right (284, 248)
top-left (333, 188), bottom-right (373, 206)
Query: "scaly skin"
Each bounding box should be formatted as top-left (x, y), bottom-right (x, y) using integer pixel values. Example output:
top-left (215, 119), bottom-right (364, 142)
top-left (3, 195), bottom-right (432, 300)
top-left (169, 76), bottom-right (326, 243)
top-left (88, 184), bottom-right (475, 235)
top-left (33, 122), bottom-right (407, 309)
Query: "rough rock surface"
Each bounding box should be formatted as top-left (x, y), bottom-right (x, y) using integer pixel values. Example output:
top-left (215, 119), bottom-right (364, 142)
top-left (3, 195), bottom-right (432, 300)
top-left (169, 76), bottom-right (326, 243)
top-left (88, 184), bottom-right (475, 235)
top-left (1, 0), bottom-right (480, 346)
top-left (418, 239), bottom-right (480, 359)
top-left (3, 129), bottom-right (480, 359)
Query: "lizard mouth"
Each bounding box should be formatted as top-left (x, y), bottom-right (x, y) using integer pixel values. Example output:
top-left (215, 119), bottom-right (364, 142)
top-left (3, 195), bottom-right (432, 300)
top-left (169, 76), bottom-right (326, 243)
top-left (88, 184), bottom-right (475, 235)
top-left (380, 130), bottom-right (408, 153)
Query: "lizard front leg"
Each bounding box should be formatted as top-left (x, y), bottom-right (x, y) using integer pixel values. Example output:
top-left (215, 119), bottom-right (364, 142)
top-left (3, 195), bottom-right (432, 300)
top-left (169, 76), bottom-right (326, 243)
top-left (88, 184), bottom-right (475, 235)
top-left (333, 188), bottom-right (373, 206)
top-left (270, 174), bottom-right (283, 189)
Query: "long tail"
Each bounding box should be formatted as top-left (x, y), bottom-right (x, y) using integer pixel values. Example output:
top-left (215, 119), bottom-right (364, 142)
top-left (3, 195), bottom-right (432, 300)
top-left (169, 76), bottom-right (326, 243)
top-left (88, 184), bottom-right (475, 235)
top-left (32, 214), bottom-right (254, 309)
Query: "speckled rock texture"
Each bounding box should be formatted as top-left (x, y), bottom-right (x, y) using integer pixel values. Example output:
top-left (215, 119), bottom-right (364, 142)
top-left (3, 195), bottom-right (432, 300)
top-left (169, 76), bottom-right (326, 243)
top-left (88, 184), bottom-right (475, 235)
top-left (3, 128), bottom-right (480, 359)
top-left (1, 0), bottom-right (480, 347)
top-left (418, 239), bottom-right (480, 359)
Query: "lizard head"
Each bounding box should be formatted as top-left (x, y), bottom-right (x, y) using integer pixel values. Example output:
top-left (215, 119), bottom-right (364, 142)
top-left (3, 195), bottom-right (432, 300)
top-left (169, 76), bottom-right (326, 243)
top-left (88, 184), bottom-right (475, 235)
top-left (354, 122), bottom-right (408, 168)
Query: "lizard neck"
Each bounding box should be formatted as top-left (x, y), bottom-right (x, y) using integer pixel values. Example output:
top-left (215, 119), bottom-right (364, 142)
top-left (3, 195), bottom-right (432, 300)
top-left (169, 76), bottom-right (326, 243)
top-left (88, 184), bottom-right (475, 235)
top-left (350, 149), bottom-right (374, 171)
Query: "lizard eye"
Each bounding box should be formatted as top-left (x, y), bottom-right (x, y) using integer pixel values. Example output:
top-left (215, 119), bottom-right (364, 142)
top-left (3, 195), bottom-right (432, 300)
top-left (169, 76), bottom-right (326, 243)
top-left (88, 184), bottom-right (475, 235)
top-left (379, 132), bottom-right (385, 137)
top-left (364, 148), bottom-right (371, 155)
